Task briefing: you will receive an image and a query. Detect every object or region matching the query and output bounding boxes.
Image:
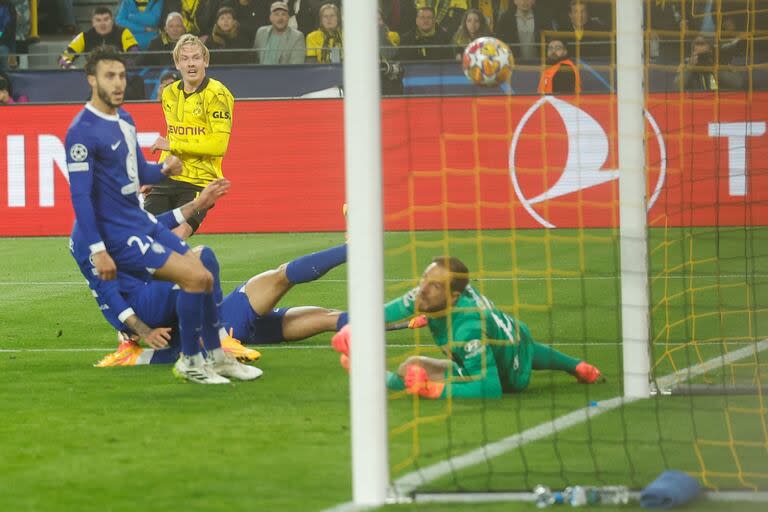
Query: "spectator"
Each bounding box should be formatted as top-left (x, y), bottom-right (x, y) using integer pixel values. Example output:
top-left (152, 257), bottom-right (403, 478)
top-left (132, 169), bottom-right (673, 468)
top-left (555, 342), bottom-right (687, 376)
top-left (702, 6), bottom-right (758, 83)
top-left (305, 3), bottom-right (342, 63)
top-left (452, 8), bottom-right (491, 59)
top-left (538, 38), bottom-right (579, 94)
top-left (116, 0), bottom-right (164, 50)
top-left (471, 0), bottom-right (510, 33)
top-left (254, 1), bottom-right (305, 65)
top-left (380, 0), bottom-right (417, 33)
top-left (229, 0), bottom-right (269, 44)
top-left (12, 0), bottom-right (30, 55)
top-left (495, 0), bottom-right (545, 62)
top-left (295, 0), bottom-right (339, 36)
top-left (0, 74), bottom-right (17, 102)
top-left (156, 70), bottom-right (180, 100)
top-left (206, 6), bottom-right (252, 64)
top-left (145, 11), bottom-right (188, 66)
top-left (719, 13), bottom-right (748, 65)
top-left (415, 0), bottom-right (466, 37)
top-left (59, 7), bottom-right (140, 69)
top-left (674, 35), bottom-right (744, 92)
top-left (56, 0), bottom-right (77, 34)
top-left (0, 0), bottom-right (14, 71)
top-left (558, 0), bottom-right (609, 60)
top-left (647, 0), bottom-right (688, 64)
top-left (379, 7), bottom-right (400, 56)
top-left (162, 0), bottom-right (220, 36)
top-left (398, 6), bottom-right (453, 61)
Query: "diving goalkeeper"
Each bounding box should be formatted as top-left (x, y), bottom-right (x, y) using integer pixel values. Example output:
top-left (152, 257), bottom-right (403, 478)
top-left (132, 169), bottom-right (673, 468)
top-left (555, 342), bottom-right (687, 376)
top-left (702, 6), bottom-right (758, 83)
top-left (332, 256), bottom-right (603, 399)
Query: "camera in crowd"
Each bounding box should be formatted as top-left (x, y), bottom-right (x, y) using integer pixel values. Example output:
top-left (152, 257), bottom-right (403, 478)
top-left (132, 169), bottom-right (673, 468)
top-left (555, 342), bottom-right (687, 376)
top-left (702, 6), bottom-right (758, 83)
top-left (380, 59), bottom-right (404, 96)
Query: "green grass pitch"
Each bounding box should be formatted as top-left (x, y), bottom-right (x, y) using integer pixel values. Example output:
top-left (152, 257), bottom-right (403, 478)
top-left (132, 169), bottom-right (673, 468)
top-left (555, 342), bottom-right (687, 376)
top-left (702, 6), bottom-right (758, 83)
top-left (1, 231), bottom-right (766, 511)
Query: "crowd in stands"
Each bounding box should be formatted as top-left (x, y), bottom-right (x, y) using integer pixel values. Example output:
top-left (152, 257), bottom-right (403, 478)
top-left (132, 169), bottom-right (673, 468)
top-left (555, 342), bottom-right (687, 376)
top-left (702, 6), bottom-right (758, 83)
top-left (0, 0), bottom-right (766, 101)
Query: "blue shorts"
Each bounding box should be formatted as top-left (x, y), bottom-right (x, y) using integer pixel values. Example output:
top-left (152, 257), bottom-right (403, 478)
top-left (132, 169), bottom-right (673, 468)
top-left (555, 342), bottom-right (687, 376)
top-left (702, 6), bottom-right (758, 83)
top-left (125, 280), bottom-right (179, 328)
top-left (106, 222), bottom-right (189, 281)
top-left (220, 284), bottom-right (288, 345)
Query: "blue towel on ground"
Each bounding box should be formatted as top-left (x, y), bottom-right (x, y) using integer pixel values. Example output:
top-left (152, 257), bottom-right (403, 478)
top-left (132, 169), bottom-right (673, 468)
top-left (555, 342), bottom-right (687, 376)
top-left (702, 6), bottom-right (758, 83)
top-left (640, 470), bottom-right (702, 509)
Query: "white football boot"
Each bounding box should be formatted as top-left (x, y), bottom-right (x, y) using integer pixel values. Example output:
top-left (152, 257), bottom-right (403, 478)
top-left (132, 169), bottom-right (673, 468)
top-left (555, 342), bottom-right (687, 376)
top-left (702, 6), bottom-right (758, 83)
top-left (173, 352), bottom-right (231, 384)
top-left (207, 348), bottom-right (264, 381)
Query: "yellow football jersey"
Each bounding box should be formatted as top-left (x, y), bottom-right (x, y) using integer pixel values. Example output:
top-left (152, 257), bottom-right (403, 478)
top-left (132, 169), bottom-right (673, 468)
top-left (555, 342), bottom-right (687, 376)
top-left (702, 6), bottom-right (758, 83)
top-left (160, 77), bottom-right (234, 187)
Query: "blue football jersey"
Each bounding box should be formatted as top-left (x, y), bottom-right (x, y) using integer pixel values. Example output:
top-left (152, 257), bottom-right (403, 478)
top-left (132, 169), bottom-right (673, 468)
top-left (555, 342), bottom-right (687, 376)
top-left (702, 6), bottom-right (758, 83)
top-left (65, 103), bottom-right (166, 255)
top-left (69, 204), bottom-right (184, 332)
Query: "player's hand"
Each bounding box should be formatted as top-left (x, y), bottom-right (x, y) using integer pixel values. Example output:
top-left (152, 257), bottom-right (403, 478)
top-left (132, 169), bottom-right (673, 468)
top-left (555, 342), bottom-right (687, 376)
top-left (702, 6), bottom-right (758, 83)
top-left (161, 155), bottom-right (183, 176)
top-left (151, 136), bottom-right (171, 153)
top-left (404, 365), bottom-right (445, 399)
top-left (404, 365), bottom-right (429, 392)
top-left (196, 178), bottom-right (231, 210)
top-left (143, 327), bottom-right (172, 349)
top-left (139, 184), bottom-right (153, 197)
top-left (92, 250), bottom-right (117, 281)
top-left (331, 324), bottom-right (351, 357)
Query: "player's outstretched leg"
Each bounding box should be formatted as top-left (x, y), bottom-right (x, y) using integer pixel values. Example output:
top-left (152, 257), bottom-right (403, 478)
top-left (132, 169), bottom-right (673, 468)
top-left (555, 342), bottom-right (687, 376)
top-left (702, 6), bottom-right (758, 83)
top-left (531, 342), bottom-right (604, 384)
top-left (285, 244), bottom-right (347, 284)
top-left (243, 244), bottom-right (348, 317)
top-left (197, 246), bottom-right (262, 381)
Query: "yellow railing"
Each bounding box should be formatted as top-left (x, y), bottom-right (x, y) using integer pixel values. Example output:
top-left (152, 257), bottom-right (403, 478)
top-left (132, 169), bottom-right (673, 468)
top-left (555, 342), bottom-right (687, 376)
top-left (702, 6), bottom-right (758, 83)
top-left (30, 0), bottom-right (38, 39)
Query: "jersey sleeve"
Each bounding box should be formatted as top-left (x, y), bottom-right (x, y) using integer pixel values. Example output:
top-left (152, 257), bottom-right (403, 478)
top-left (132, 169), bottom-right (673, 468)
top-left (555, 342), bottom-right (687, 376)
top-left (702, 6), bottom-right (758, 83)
top-left (444, 334), bottom-right (503, 399)
top-left (90, 276), bottom-right (134, 332)
top-left (136, 137), bottom-right (166, 185)
top-left (60, 32), bottom-right (85, 67)
top-left (155, 209), bottom-right (185, 229)
top-left (66, 127), bottom-right (104, 254)
top-left (121, 28), bottom-right (140, 51)
top-left (428, 321), bottom-right (502, 398)
top-left (168, 89), bottom-right (233, 158)
top-left (385, 287), bottom-right (417, 324)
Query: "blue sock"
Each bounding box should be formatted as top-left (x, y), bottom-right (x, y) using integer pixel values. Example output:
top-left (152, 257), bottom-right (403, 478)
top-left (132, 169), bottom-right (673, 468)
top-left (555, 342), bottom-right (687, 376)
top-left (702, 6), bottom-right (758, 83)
top-left (336, 312), bottom-right (349, 330)
top-left (199, 247), bottom-right (223, 351)
top-left (285, 244), bottom-right (347, 284)
top-left (149, 346), bottom-right (181, 364)
top-left (176, 291), bottom-right (203, 356)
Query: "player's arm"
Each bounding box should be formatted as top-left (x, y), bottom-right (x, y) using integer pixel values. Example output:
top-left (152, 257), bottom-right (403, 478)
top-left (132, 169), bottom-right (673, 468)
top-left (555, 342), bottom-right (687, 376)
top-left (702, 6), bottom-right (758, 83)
top-left (122, 314), bottom-right (172, 349)
top-left (154, 178), bottom-right (231, 229)
top-left (136, 140), bottom-right (182, 185)
top-left (169, 91), bottom-right (233, 157)
top-left (88, 272), bottom-right (171, 349)
top-left (65, 130), bottom-right (116, 280)
top-left (407, 334), bottom-right (503, 400)
top-left (384, 287), bottom-right (418, 325)
top-left (445, 341), bottom-right (503, 398)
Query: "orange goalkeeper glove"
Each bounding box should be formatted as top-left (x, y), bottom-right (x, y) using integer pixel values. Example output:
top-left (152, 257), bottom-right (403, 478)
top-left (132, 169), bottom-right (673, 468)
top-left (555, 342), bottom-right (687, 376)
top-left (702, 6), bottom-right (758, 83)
top-left (404, 365), bottom-right (445, 399)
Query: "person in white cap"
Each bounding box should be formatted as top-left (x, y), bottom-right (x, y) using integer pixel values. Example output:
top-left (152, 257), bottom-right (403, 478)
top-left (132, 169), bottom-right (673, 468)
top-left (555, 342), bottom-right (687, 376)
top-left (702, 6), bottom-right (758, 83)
top-left (254, 1), bottom-right (306, 65)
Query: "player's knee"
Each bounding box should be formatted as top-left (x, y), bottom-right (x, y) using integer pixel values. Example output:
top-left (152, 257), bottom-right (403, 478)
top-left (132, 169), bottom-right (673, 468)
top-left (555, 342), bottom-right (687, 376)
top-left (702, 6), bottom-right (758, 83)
top-left (197, 246), bottom-right (220, 274)
top-left (182, 265), bottom-right (213, 293)
top-left (275, 263), bottom-right (291, 283)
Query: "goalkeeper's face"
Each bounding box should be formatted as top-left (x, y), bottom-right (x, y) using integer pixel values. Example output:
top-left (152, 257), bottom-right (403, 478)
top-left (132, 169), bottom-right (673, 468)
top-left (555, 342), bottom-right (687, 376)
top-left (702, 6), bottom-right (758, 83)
top-left (416, 263), bottom-right (456, 314)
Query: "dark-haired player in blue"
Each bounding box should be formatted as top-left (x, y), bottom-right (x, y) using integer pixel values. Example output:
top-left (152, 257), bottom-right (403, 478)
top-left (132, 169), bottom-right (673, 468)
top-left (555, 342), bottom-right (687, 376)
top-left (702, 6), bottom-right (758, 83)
top-left (65, 46), bottom-right (258, 384)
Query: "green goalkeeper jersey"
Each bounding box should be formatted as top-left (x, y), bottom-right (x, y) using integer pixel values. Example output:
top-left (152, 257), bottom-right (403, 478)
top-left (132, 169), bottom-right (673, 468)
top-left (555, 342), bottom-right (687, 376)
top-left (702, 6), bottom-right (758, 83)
top-left (385, 285), bottom-right (534, 398)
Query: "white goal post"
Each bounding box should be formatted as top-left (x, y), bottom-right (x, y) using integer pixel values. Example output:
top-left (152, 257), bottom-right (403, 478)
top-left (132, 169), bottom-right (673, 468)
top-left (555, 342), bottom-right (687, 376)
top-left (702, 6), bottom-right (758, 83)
top-left (339, 0), bottom-right (651, 506)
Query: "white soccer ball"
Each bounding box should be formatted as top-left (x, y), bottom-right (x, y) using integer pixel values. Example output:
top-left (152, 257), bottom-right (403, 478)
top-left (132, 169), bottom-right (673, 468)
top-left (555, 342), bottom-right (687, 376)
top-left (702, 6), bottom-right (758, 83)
top-left (462, 36), bottom-right (515, 87)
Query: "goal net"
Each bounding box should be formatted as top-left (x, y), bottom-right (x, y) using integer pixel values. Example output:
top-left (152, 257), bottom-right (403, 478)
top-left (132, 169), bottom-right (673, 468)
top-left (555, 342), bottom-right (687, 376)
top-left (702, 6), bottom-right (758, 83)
top-left (370, 0), bottom-right (768, 501)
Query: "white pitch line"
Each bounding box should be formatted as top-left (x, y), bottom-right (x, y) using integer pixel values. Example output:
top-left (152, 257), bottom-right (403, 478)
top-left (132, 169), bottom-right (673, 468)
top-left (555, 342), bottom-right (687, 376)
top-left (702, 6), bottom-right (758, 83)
top-left (320, 338), bottom-right (768, 512)
top-left (0, 274), bottom-right (764, 286)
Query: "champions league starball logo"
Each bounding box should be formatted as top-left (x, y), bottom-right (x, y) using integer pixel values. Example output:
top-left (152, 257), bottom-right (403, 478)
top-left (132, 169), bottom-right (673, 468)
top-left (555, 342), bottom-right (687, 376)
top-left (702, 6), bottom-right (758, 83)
top-left (508, 97), bottom-right (667, 228)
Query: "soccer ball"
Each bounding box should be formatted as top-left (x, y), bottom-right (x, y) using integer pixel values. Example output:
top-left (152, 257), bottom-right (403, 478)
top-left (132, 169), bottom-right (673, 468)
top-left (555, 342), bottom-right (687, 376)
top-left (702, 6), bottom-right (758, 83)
top-left (462, 36), bottom-right (515, 87)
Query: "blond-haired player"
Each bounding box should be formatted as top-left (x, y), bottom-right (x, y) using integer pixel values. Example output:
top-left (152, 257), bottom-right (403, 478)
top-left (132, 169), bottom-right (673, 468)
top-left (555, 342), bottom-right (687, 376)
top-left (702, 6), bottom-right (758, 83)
top-left (148, 34), bottom-right (235, 239)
